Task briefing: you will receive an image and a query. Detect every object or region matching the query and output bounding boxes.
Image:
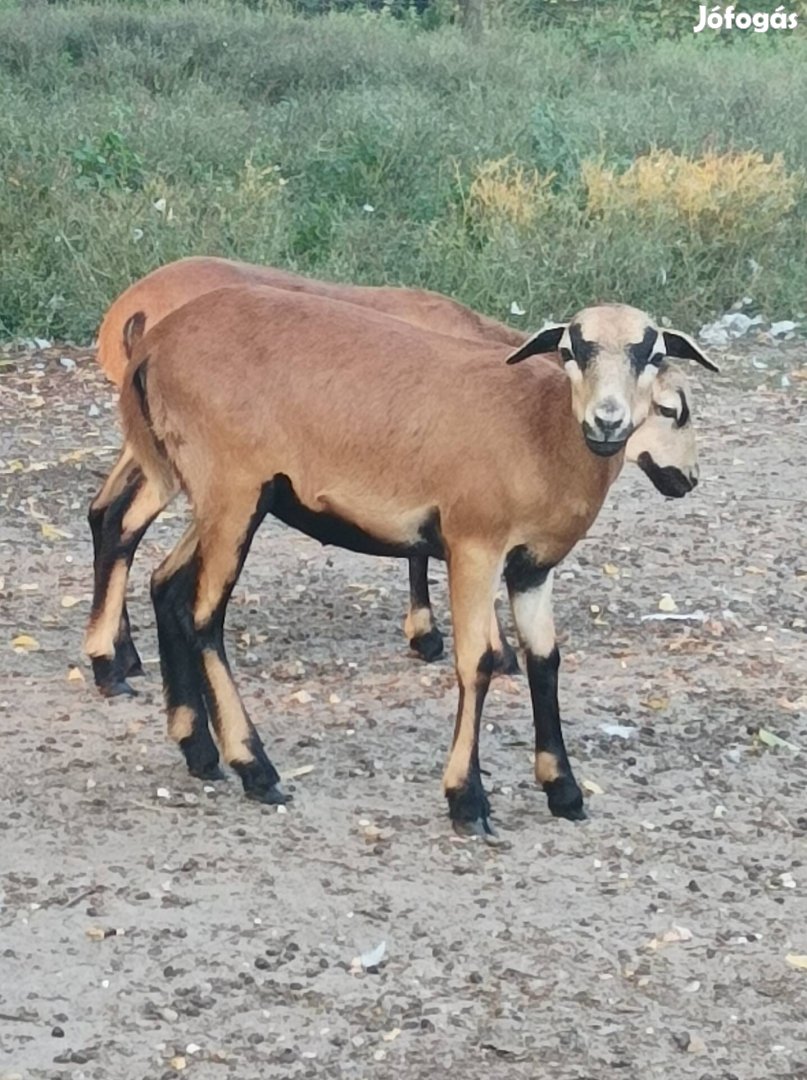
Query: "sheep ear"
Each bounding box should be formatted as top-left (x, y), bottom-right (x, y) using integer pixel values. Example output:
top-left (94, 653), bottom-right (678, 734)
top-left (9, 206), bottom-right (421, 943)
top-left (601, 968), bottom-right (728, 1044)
top-left (506, 323), bottom-right (566, 365)
top-left (662, 330), bottom-right (720, 373)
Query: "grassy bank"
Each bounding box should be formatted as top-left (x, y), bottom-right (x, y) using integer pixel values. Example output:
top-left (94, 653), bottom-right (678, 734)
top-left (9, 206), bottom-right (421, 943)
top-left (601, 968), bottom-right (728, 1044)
top-left (1, 0), bottom-right (806, 340)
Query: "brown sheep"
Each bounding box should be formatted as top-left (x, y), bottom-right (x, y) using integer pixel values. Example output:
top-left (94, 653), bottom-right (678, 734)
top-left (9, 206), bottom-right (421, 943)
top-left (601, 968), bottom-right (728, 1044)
top-left (85, 259), bottom-right (706, 694)
top-left (107, 285), bottom-right (713, 835)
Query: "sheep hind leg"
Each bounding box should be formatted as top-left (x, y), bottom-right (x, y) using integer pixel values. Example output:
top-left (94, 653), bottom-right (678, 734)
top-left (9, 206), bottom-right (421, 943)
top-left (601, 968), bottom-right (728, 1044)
top-left (85, 446), bottom-right (172, 697)
top-left (192, 487), bottom-right (289, 804)
top-left (490, 601), bottom-right (520, 676)
top-left (151, 525), bottom-right (223, 782)
top-left (405, 556), bottom-right (444, 662)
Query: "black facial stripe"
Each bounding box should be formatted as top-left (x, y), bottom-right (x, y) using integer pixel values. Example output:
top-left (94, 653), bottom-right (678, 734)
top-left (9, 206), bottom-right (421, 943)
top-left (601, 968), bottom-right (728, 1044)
top-left (568, 323), bottom-right (599, 371)
top-left (676, 387), bottom-right (690, 428)
top-left (628, 326), bottom-right (657, 374)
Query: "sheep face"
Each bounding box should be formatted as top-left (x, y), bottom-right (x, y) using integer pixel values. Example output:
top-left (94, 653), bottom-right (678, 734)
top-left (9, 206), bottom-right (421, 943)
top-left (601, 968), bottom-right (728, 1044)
top-left (506, 303), bottom-right (716, 458)
top-left (625, 363), bottom-right (699, 498)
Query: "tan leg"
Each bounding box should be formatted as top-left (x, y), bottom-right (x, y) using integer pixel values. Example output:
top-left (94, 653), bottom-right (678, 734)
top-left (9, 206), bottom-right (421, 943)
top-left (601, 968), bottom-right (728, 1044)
top-left (504, 550), bottom-right (585, 821)
top-left (443, 542), bottom-right (503, 836)
top-left (84, 445), bottom-right (176, 697)
top-left (189, 489), bottom-right (288, 803)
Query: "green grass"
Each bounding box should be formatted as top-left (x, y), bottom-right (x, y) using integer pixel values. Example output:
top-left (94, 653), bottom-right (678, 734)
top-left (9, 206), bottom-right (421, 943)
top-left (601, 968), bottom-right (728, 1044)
top-left (1, 0), bottom-right (806, 340)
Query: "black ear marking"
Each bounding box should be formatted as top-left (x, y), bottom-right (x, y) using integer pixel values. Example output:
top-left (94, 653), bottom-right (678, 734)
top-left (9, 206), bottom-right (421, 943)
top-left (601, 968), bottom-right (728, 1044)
top-left (662, 330), bottom-right (720, 372)
top-left (506, 324), bottom-right (565, 365)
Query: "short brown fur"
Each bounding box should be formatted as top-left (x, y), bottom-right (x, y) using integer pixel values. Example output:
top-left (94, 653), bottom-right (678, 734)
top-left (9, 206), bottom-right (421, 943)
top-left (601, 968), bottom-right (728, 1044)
top-left (98, 256), bottom-right (525, 387)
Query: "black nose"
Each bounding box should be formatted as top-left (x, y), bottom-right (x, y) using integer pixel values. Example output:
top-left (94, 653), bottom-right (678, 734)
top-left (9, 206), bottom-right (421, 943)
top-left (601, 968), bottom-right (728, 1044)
top-left (595, 416), bottom-right (624, 438)
top-left (582, 419), bottom-right (633, 457)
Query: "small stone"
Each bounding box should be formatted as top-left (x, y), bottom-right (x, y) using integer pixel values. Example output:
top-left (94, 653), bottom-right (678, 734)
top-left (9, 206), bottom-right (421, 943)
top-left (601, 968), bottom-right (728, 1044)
top-left (687, 1035), bottom-right (707, 1054)
top-left (160, 1007), bottom-right (179, 1023)
top-left (51, 1025), bottom-right (65, 1038)
top-left (770, 320), bottom-right (798, 337)
top-left (169, 1055), bottom-right (187, 1071)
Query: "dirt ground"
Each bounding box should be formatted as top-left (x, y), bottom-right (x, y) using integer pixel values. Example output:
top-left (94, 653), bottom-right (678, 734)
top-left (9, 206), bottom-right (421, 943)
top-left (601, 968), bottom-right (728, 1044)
top-left (1, 337), bottom-right (806, 1080)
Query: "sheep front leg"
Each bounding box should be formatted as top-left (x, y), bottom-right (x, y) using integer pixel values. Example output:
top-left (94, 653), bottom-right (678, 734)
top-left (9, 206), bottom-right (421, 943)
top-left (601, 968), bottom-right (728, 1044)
top-left (443, 544), bottom-right (502, 837)
top-left (405, 556), bottom-right (444, 662)
top-left (504, 550), bottom-right (585, 821)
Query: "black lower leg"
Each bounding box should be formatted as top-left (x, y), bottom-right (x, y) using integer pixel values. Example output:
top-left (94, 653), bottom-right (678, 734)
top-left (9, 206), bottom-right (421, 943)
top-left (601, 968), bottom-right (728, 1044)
top-left (446, 650), bottom-right (494, 836)
top-left (152, 561), bottom-right (222, 781)
top-left (407, 556), bottom-right (444, 662)
top-left (117, 606), bottom-right (145, 678)
top-left (195, 492), bottom-right (287, 803)
top-left (197, 607), bottom-right (286, 802)
top-left (88, 473), bottom-right (152, 696)
top-left (526, 648), bottom-right (585, 821)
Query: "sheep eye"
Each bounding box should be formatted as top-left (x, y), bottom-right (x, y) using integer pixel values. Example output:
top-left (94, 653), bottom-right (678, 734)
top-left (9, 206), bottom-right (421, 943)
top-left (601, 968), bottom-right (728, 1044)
top-left (657, 404), bottom-right (679, 419)
top-left (559, 347), bottom-right (574, 363)
top-left (649, 351), bottom-right (666, 366)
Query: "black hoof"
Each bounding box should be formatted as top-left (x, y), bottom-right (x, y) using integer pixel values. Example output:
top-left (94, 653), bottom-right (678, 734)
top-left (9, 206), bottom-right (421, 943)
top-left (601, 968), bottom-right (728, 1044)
top-left (118, 638), bottom-right (146, 679)
top-left (492, 645), bottom-right (520, 677)
top-left (179, 736), bottom-right (223, 782)
top-left (233, 760), bottom-right (291, 805)
top-left (246, 783), bottom-right (291, 806)
top-left (545, 778), bottom-right (587, 821)
top-left (410, 627), bottom-right (444, 663)
top-left (103, 680), bottom-right (137, 698)
top-left (92, 656), bottom-right (138, 698)
top-left (446, 771), bottom-right (493, 836)
top-left (452, 816), bottom-right (500, 842)
top-left (189, 762), bottom-right (226, 783)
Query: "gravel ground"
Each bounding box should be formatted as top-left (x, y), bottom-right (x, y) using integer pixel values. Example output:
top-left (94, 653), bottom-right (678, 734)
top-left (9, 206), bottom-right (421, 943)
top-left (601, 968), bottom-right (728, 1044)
top-left (1, 338), bottom-right (806, 1080)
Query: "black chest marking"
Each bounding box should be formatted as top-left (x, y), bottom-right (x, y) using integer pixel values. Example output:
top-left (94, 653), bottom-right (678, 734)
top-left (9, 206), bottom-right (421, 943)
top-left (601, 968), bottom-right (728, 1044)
top-left (504, 545), bottom-right (555, 593)
top-left (260, 474), bottom-right (445, 561)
